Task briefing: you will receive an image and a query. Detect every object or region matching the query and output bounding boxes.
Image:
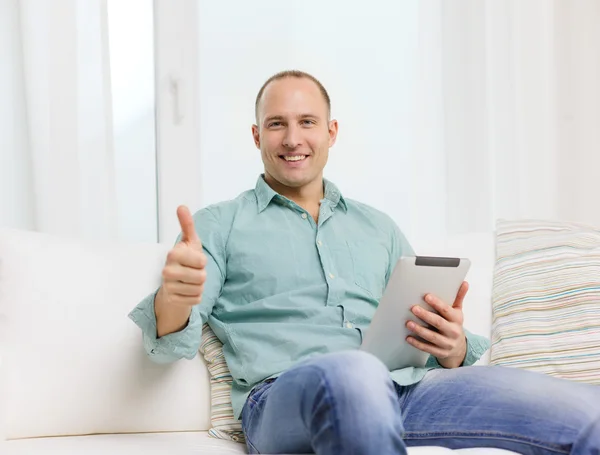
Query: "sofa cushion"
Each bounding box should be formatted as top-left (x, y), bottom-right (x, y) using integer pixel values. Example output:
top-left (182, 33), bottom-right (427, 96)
top-left (2, 431), bottom-right (520, 455)
top-left (3, 431), bottom-right (245, 455)
top-left (490, 219), bottom-right (600, 384)
top-left (0, 228), bottom-right (212, 439)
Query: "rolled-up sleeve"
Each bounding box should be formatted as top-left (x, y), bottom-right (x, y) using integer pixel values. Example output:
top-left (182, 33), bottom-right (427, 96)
top-left (460, 329), bottom-right (491, 366)
top-left (128, 207), bottom-right (226, 364)
top-left (128, 290), bottom-right (206, 363)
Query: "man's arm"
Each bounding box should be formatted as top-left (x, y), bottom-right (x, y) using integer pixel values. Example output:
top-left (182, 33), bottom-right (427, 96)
top-left (128, 206), bottom-right (226, 363)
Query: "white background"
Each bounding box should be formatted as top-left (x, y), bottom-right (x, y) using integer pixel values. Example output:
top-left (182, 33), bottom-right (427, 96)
top-left (2, 0), bottom-right (599, 247)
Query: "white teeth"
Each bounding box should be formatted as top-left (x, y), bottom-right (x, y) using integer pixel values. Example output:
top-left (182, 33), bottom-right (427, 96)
top-left (283, 155), bottom-right (306, 162)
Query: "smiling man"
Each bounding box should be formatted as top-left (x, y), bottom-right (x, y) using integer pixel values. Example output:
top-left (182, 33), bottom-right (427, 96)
top-left (129, 70), bottom-right (600, 455)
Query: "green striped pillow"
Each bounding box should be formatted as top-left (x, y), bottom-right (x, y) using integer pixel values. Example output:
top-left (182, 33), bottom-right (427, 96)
top-left (199, 323), bottom-right (245, 443)
top-left (491, 219), bottom-right (600, 385)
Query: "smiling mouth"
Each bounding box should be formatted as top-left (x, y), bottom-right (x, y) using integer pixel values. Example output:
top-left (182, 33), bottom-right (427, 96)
top-left (280, 155), bottom-right (308, 162)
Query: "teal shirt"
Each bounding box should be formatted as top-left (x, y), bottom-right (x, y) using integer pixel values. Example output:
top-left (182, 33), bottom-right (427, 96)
top-left (129, 175), bottom-right (490, 420)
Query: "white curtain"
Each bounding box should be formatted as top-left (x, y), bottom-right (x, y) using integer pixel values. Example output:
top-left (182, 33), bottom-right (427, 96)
top-left (2, 0), bottom-right (158, 243)
top-left (1, 0), bottom-right (118, 242)
top-left (414, 0), bottom-right (600, 241)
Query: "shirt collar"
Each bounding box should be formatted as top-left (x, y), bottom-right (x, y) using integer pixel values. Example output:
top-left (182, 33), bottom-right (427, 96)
top-left (255, 174), bottom-right (347, 213)
top-left (323, 178), bottom-right (347, 212)
top-left (255, 174), bottom-right (279, 212)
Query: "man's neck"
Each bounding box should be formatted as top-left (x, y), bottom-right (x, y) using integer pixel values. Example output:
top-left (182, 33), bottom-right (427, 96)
top-left (264, 173), bottom-right (324, 209)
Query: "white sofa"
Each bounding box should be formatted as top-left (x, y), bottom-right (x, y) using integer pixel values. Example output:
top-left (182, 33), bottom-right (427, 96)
top-left (0, 227), bottom-right (517, 454)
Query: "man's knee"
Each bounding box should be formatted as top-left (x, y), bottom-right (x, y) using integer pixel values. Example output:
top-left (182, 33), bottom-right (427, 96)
top-left (292, 350), bottom-right (391, 397)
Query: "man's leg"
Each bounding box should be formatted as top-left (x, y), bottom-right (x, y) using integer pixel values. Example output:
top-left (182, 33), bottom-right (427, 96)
top-left (398, 365), bottom-right (600, 454)
top-left (241, 350), bottom-right (406, 455)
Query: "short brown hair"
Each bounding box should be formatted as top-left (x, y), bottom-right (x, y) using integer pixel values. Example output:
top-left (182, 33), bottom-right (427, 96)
top-left (254, 70), bottom-right (331, 123)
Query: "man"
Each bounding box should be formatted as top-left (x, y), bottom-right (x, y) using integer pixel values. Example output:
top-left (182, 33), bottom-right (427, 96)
top-left (129, 70), bottom-right (600, 455)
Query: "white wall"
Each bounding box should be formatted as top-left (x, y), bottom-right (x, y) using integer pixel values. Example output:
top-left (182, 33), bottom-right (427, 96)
top-left (195, 0), bottom-right (423, 243)
top-left (151, 0), bottom-right (600, 244)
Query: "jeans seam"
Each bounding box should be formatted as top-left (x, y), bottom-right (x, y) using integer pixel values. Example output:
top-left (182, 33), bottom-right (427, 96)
top-left (309, 365), bottom-right (342, 454)
top-left (245, 434), bottom-right (261, 454)
top-left (242, 403), bottom-right (260, 454)
top-left (403, 430), bottom-right (570, 454)
top-left (243, 381), bottom-right (276, 454)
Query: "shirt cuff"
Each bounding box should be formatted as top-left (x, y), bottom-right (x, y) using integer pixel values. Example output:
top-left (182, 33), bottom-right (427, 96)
top-left (461, 329), bottom-right (491, 366)
top-left (128, 290), bottom-right (204, 363)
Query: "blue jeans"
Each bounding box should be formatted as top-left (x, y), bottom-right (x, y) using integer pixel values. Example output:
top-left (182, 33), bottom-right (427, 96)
top-left (241, 351), bottom-right (600, 455)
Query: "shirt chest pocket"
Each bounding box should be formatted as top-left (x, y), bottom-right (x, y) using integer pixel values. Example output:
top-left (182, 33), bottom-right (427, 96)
top-left (346, 240), bottom-right (389, 300)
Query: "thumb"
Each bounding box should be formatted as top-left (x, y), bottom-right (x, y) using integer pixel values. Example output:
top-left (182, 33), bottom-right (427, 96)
top-left (453, 281), bottom-right (469, 311)
top-left (177, 205), bottom-right (201, 246)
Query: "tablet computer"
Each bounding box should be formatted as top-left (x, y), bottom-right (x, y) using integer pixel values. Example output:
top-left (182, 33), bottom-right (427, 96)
top-left (359, 256), bottom-right (471, 371)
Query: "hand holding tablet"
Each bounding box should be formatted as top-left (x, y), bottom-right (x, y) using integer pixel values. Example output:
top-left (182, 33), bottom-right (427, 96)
top-left (359, 256), bottom-right (471, 371)
top-left (405, 280), bottom-right (469, 369)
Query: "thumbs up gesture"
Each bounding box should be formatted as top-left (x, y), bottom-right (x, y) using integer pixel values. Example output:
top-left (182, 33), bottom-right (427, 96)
top-left (160, 205), bottom-right (207, 308)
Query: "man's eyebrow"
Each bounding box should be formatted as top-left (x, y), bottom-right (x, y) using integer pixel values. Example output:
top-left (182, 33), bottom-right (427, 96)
top-left (264, 115), bottom-right (284, 123)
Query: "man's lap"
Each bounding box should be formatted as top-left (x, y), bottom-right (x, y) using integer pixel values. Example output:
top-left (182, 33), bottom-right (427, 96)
top-left (242, 351), bottom-right (600, 454)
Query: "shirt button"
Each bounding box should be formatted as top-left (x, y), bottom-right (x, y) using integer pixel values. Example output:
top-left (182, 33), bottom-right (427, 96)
top-left (346, 322), bottom-right (353, 329)
top-left (301, 213), bottom-right (308, 219)
top-left (317, 240), bottom-right (323, 246)
top-left (329, 272), bottom-right (335, 279)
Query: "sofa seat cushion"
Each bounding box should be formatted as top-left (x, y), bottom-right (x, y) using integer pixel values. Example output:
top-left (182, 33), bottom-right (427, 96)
top-left (3, 431), bottom-right (521, 455)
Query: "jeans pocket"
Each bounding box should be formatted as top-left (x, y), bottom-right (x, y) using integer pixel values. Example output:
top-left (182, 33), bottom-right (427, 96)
top-left (246, 379), bottom-right (274, 410)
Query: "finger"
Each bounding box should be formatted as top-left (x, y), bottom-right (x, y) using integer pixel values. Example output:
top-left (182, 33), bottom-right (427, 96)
top-left (168, 282), bottom-right (204, 297)
top-left (177, 205), bottom-right (201, 245)
top-left (163, 264), bottom-right (206, 285)
top-left (167, 245), bottom-right (207, 269)
top-left (411, 304), bottom-right (451, 332)
top-left (453, 281), bottom-right (469, 310)
top-left (423, 294), bottom-right (461, 324)
top-left (406, 320), bottom-right (453, 350)
top-left (170, 294), bottom-right (204, 307)
top-left (406, 335), bottom-right (446, 358)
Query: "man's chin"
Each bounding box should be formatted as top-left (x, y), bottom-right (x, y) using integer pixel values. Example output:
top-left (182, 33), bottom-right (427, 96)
top-left (267, 172), bottom-right (312, 190)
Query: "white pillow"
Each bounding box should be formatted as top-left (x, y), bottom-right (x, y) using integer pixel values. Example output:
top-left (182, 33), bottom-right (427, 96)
top-left (0, 228), bottom-right (211, 440)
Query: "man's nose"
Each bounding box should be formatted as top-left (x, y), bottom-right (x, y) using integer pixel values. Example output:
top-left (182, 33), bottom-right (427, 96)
top-left (282, 125), bottom-right (301, 149)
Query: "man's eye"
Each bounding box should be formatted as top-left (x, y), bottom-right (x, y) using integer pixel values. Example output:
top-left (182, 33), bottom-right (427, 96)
top-left (301, 120), bottom-right (315, 125)
top-left (269, 122), bottom-right (282, 127)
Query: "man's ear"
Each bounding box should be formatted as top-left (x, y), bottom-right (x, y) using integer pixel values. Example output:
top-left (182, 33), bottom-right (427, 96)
top-left (328, 119), bottom-right (339, 147)
top-left (252, 124), bottom-right (261, 149)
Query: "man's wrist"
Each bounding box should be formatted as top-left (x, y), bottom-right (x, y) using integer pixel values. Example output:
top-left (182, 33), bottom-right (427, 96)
top-left (437, 335), bottom-right (467, 369)
top-left (154, 287), bottom-right (193, 338)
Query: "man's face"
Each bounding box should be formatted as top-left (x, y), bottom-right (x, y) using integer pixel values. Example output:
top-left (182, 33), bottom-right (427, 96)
top-left (252, 77), bottom-right (338, 190)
